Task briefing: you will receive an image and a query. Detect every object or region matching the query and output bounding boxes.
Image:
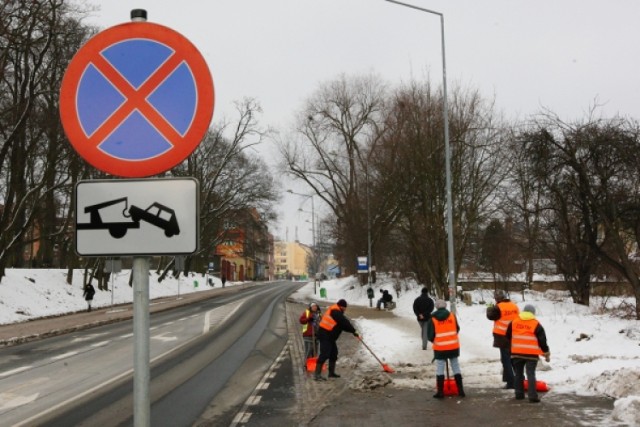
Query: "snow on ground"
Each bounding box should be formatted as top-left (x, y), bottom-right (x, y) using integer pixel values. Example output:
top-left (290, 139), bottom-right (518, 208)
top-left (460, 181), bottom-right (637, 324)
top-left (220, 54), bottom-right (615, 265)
top-left (1, 269), bottom-right (640, 424)
top-left (0, 268), bottom-right (232, 324)
top-left (290, 274), bottom-right (640, 426)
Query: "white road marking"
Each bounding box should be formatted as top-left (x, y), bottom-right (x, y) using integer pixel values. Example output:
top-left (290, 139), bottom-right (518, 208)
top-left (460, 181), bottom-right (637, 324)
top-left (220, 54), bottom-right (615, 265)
top-left (50, 351), bottom-right (78, 361)
top-left (0, 366), bottom-right (32, 378)
top-left (91, 341), bottom-right (110, 348)
top-left (152, 334), bottom-right (177, 342)
top-left (0, 392), bottom-right (39, 411)
top-left (247, 396), bottom-right (262, 405)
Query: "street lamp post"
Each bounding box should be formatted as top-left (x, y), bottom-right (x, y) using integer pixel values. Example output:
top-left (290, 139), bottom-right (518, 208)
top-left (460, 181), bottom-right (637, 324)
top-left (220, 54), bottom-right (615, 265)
top-left (365, 165), bottom-right (372, 288)
top-left (287, 190), bottom-right (317, 291)
top-left (385, 0), bottom-right (457, 313)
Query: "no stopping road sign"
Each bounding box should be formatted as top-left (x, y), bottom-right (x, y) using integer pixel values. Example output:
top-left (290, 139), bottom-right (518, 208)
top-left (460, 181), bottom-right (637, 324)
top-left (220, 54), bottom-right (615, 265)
top-left (60, 22), bottom-right (214, 177)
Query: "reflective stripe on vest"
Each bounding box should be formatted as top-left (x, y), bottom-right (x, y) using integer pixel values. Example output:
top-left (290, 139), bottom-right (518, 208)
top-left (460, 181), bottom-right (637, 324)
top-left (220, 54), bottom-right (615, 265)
top-left (492, 301), bottom-right (519, 336)
top-left (432, 313), bottom-right (459, 351)
top-left (302, 309), bottom-right (311, 334)
top-left (319, 304), bottom-right (341, 331)
top-left (511, 318), bottom-right (543, 356)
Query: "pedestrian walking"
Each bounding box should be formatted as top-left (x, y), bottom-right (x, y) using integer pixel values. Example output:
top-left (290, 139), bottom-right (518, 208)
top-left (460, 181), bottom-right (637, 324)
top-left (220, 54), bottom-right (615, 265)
top-left (486, 289), bottom-right (519, 389)
top-left (428, 299), bottom-right (465, 398)
top-left (299, 302), bottom-right (322, 359)
top-left (506, 304), bottom-right (550, 403)
top-left (413, 287), bottom-right (434, 350)
top-left (221, 274), bottom-right (227, 287)
top-left (314, 299), bottom-right (359, 381)
top-left (83, 283), bottom-right (96, 312)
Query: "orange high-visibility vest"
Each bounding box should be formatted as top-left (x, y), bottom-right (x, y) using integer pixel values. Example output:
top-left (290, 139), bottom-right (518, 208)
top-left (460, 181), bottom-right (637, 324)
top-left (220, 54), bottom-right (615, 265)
top-left (492, 301), bottom-right (519, 336)
top-left (432, 313), bottom-right (460, 351)
top-left (319, 304), bottom-right (341, 331)
top-left (511, 318), bottom-right (543, 356)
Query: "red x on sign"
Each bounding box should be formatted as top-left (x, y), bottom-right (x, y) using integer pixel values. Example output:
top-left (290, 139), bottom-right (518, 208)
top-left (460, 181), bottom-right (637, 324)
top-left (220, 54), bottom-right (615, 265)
top-left (60, 22), bottom-right (214, 177)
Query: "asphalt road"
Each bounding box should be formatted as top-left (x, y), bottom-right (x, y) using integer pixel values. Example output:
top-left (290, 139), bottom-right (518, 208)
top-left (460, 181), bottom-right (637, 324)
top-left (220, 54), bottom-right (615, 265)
top-left (0, 281), bottom-right (298, 426)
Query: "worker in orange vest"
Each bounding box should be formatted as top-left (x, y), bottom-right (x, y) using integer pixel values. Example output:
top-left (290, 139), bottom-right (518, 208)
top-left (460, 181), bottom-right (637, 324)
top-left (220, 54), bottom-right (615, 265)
top-left (486, 289), bottom-right (519, 389)
top-left (506, 304), bottom-right (550, 403)
top-left (427, 299), bottom-right (465, 398)
top-left (314, 299), bottom-right (358, 381)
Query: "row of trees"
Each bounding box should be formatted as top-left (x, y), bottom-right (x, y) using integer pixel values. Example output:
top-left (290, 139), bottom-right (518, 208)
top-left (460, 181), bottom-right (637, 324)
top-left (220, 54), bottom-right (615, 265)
top-left (0, 1), bottom-right (277, 284)
top-left (279, 73), bottom-right (640, 319)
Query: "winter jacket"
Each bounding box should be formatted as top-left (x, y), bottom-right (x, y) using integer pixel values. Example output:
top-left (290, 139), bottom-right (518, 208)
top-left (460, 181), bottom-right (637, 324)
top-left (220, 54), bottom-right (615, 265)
top-left (317, 304), bottom-right (357, 341)
top-left (381, 290), bottom-right (393, 302)
top-left (300, 308), bottom-right (321, 337)
top-left (506, 311), bottom-right (549, 360)
top-left (427, 307), bottom-right (461, 360)
top-left (83, 284), bottom-right (95, 301)
top-left (413, 294), bottom-right (434, 321)
top-left (487, 299), bottom-right (519, 348)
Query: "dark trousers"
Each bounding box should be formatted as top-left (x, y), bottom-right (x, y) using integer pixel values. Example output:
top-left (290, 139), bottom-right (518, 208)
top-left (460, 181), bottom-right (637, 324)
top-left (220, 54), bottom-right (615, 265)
top-left (500, 347), bottom-right (514, 386)
top-left (418, 320), bottom-right (429, 349)
top-left (512, 357), bottom-right (538, 400)
top-left (317, 335), bottom-right (338, 366)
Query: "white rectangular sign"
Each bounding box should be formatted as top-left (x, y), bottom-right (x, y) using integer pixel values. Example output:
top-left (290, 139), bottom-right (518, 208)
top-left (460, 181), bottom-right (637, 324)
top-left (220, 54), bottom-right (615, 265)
top-left (75, 178), bottom-right (199, 256)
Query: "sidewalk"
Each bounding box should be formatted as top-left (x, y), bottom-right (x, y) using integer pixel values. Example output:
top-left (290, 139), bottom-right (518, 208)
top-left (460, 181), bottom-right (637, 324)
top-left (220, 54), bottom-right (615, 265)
top-left (285, 301), bottom-right (616, 427)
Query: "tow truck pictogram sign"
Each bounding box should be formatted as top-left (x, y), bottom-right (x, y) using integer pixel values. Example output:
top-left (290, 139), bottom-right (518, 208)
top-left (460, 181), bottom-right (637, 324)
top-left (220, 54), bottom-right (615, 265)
top-left (75, 178), bottom-right (198, 256)
top-left (77, 198), bottom-right (180, 238)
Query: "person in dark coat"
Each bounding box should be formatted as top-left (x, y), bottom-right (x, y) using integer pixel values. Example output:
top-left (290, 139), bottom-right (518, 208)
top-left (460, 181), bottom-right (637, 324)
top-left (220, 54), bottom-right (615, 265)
top-left (314, 299), bottom-right (358, 381)
top-left (221, 274), bottom-right (227, 287)
top-left (376, 289), bottom-right (393, 310)
top-left (506, 304), bottom-right (550, 403)
top-left (413, 287), bottom-right (435, 350)
top-left (427, 299), bottom-right (465, 398)
top-left (83, 283), bottom-right (96, 312)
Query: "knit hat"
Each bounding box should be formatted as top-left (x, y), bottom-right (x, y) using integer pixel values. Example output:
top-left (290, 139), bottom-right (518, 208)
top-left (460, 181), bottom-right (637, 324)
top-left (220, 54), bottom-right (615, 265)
top-left (309, 302), bottom-right (318, 309)
top-left (435, 299), bottom-right (447, 309)
top-left (337, 299), bottom-right (348, 308)
top-left (523, 304), bottom-right (536, 315)
top-left (421, 287), bottom-right (429, 294)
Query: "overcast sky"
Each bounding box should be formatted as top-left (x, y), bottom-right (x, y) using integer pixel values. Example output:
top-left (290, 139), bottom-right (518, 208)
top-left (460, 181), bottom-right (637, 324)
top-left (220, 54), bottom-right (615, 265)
top-left (83, 0), bottom-right (640, 245)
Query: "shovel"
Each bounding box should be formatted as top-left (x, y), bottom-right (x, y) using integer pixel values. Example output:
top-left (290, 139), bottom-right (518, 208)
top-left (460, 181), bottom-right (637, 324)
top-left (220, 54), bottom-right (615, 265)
top-left (442, 360), bottom-right (458, 396)
top-left (305, 324), bottom-right (325, 372)
top-left (357, 335), bottom-right (395, 373)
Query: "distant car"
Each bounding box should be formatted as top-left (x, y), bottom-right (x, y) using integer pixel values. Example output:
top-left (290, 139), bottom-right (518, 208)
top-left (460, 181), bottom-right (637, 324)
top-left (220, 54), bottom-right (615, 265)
top-left (129, 202), bottom-right (180, 237)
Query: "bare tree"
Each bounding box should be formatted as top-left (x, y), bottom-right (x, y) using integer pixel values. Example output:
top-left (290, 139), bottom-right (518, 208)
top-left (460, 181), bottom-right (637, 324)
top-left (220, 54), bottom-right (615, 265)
top-left (278, 73), bottom-right (389, 274)
top-left (379, 81), bottom-right (508, 297)
top-left (0, 0), bottom-right (90, 280)
top-left (172, 98), bottom-right (278, 274)
top-left (521, 110), bottom-right (640, 313)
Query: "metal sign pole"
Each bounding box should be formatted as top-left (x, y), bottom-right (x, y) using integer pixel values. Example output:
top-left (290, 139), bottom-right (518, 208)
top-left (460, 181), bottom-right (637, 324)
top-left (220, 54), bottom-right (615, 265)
top-left (133, 256), bottom-right (150, 427)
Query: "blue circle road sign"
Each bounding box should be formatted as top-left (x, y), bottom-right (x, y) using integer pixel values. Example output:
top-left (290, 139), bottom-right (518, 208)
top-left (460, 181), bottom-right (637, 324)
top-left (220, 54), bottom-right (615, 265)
top-left (60, 22), bottom-right (214, 177)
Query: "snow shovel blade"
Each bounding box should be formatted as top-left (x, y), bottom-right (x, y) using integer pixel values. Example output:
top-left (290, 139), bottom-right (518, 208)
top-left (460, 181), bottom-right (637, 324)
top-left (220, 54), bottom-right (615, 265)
top-left (443, 378), bottom-right (458, 396)
top-left (357, 336), bottom-right (395, 373)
